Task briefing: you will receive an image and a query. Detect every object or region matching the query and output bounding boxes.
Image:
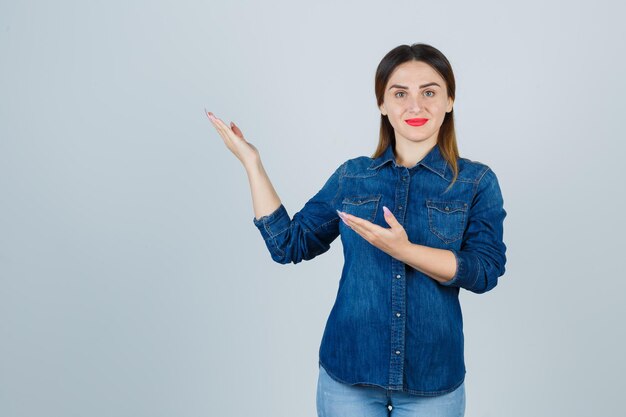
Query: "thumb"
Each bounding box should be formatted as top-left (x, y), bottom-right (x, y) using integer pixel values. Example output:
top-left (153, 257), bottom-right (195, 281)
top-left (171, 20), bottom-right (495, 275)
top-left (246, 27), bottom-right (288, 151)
top-left (382, 206), bottom-right (401, 228)
top-left (230, 121), bottom-right (245, 139)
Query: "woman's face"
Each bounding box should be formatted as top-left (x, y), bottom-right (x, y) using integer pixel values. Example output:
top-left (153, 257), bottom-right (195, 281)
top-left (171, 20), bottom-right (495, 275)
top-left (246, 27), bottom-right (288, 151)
top-left (379, 60), bottom-right (454, 147)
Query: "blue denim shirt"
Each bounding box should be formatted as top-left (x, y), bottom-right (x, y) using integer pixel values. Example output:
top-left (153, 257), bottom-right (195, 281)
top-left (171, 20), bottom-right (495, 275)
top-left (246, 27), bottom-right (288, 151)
top-left (252, 143), bottom-right (507, 396)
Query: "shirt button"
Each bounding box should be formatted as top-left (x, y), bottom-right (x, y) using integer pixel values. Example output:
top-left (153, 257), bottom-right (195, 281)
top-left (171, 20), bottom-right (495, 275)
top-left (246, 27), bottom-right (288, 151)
top-left (396, 274), bottom-right (401, 279)
top-left (396, 313), bottom-right (401, 317)
top-left (398, 206), bottom-right (403, 210)
top-left (395, 350), bottom-right (401, 355)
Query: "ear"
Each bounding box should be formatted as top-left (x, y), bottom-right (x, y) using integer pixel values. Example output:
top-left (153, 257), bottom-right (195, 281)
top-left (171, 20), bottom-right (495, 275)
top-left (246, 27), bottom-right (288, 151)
top-left (379, 102), bottom-right (387, 116)
top-left (446, 97), bottom-right (454, 113)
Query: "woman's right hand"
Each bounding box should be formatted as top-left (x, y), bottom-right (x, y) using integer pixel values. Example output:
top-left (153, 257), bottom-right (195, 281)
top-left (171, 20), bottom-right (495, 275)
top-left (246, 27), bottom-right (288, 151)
top-left (206, 109), bottom-right (282, 222)
top-left (205, 109), bottom-right (260, 168)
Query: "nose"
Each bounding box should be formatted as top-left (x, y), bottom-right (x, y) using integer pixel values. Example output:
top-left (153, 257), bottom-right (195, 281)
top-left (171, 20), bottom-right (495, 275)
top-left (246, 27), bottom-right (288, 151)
top-left (407, 94), bottom-right (423, 113)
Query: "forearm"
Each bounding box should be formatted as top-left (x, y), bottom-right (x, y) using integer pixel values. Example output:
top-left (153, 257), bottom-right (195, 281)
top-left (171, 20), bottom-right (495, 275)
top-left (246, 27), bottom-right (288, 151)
top-left (396, 242), bottom-right (457, 284)
top-left (245, 159), bottom-right (282, 220)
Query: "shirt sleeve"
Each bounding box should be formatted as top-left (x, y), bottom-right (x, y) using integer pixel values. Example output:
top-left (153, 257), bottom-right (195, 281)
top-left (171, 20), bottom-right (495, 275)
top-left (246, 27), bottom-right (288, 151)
top-left (440, 167), bottom-right (507, 294)
top-left (252, 161), bottom-right (346, 264)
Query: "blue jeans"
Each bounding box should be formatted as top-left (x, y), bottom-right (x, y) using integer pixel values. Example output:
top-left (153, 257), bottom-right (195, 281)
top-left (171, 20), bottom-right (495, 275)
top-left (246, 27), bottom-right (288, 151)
top-left (316, 365), bottom-right (465, 417)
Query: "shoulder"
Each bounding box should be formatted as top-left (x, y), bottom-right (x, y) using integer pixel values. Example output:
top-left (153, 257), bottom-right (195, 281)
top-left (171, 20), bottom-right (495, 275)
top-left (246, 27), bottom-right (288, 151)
top-left (339, 155), bottom-right (378, 178)
top-left (455, 156), bottom-right (497, 184)
top-left (344, 155), bottom-right (373, 168)
top-left (457, 156), bottom-right (504, 202)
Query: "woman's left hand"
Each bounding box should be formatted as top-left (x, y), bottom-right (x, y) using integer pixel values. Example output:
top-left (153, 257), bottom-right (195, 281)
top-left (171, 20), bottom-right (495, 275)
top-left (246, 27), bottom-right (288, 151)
top-left (337, 206), bottom-right (410, 260)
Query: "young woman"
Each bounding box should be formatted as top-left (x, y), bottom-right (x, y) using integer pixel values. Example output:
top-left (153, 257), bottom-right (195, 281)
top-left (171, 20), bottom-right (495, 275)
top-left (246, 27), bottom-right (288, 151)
top-left (206, 43), bottom-right (507, 417)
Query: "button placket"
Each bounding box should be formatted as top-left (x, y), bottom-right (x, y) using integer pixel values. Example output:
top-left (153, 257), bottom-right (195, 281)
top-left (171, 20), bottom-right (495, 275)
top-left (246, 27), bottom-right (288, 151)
top-left (388, 166), bottom-right (409, 388)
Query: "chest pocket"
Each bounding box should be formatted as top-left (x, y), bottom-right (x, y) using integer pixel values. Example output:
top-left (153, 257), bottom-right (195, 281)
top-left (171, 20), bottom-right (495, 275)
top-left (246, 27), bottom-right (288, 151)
top-left (342, 195), bottom-right (381, 222)
top-left (426, 200), bottom-right (468, 244)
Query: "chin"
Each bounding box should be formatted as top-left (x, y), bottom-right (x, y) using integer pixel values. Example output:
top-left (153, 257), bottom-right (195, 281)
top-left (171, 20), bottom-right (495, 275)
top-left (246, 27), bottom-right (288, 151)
top-left (400, 134), bottom-right (434, 142)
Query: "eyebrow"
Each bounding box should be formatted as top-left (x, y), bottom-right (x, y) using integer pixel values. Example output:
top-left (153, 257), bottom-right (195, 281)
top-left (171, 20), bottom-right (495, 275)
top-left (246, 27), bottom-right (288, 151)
top-left (388, 82), bottom-right (441, 91)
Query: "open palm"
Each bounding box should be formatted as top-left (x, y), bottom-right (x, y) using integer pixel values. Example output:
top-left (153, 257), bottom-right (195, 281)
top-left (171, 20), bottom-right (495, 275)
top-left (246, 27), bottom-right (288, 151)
top-left (205, 109), bottom-right (260, 167)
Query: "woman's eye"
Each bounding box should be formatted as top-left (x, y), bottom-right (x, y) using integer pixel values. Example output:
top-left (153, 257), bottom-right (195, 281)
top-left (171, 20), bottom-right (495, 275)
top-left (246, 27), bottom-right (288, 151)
top-left (424, 90), bottom-right (435, 97)
top-left (395, 91), bottom-right (406, 98)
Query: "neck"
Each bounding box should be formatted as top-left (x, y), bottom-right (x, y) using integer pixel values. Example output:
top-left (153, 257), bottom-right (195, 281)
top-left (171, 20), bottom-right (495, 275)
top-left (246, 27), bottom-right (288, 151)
top-left (393, 137), bottom-right (437, 168)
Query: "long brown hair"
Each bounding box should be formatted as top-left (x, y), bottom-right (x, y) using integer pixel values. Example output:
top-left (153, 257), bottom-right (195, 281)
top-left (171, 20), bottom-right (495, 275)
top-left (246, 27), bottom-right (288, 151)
top-left (373, 43), bottom-right (460, 188)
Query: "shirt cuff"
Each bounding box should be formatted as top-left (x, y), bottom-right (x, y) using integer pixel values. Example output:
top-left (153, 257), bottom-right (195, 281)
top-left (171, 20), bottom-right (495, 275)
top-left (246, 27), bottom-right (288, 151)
top-left (252, 203), bottom-right (290, 241)
top-left (440, 248), bottom-right (481, 290)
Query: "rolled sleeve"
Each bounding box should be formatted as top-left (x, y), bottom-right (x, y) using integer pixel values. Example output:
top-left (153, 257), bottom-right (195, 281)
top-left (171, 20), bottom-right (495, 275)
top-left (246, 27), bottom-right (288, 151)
top-left (251, 161), bottom-right (346, 264)
top-left (253, 203), bottom-right (291, 242)
top-left (441, 248), bottom-right (482, 289)
top-left (252, 203), bottom-right (292, 262)
top-left (440, 167), bottom-right (507, 294)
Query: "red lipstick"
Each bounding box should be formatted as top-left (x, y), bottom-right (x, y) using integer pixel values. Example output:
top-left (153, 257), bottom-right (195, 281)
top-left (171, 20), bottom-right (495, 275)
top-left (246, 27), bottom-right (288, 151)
top-left (405, 118), bottom-right (428, 126)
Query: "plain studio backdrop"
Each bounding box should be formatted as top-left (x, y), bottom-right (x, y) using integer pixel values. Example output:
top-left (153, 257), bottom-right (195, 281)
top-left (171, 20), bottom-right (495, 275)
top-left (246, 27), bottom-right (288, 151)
top-left (1, 0), bottom-right (624, 416)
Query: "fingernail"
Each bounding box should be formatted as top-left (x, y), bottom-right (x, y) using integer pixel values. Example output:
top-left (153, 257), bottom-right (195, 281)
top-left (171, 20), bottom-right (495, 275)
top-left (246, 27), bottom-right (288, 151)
top-left (383, 206), bottom-right (390, 215)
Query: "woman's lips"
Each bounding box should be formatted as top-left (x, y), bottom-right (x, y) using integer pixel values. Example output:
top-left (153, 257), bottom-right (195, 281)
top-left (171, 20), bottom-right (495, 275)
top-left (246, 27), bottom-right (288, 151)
top-left (405, 118), bottom-right (428, 126)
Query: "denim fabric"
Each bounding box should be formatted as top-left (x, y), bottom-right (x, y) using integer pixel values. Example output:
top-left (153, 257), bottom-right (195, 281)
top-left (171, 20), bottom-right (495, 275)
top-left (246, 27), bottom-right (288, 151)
top-left (252, 143), bottom-right (507, 396)
top-left (317, 364), bottom-right (465, 417)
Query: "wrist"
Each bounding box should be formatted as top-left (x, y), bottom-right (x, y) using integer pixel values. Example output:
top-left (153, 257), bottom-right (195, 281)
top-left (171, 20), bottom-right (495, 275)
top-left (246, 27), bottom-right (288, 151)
top-left (395, 240), bottom-right (415, 264)
top-left (244, 157), bottom-right (264, 174)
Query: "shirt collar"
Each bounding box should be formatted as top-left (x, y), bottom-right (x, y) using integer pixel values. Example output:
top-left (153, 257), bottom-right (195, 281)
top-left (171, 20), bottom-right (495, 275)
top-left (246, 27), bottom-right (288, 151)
top-left (368, 143), bottom-right (449, 178)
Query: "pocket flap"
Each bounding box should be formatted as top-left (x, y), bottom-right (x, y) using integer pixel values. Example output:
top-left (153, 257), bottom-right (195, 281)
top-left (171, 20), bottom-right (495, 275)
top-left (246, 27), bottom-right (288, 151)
top-left (426, 200), bottom-right (468, 214)
top-left (342, 195), bottom-right (382, 206)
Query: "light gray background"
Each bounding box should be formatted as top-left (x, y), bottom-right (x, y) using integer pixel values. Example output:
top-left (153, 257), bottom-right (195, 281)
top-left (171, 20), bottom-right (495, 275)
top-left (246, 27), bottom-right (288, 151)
top-left (1, 0), bottom-right (624, 416)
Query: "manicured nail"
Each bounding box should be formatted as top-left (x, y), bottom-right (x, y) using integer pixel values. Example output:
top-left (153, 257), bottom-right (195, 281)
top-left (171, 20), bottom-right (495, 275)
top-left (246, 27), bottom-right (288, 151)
top-left (336, 210), bottom-right (348, 224)
top-left (383, 206), bottom-right (390, 215)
